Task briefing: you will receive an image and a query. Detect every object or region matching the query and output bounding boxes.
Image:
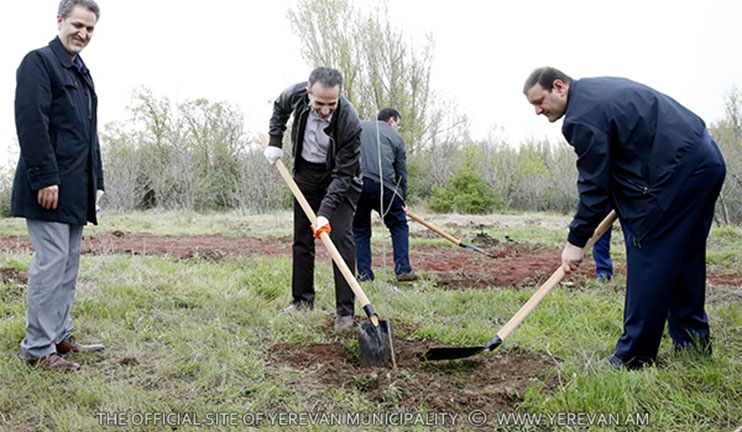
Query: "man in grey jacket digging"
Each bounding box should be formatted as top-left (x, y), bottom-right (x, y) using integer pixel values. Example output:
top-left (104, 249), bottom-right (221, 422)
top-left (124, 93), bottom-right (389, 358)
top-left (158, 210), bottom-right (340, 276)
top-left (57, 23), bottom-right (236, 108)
top-left (353, 108), bottom-right (418, 282)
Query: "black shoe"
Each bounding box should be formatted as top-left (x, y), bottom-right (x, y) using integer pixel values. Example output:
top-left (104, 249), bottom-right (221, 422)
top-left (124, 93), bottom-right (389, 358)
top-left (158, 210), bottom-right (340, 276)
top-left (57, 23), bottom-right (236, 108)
top-left (605, 353), bottom-right (652, 370)
top-left (280, 300), bottom-right (313, 313)
top-left (333, 315), bottom-right (354, 331)
top-left (605, 354), bottom-right (624, 370)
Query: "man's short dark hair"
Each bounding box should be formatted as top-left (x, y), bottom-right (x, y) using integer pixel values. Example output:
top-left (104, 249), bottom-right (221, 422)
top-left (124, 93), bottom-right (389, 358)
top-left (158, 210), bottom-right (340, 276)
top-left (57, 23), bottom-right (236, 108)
top-left (308, 67), bottom-right (343, 91)
top-left (523, 67), bottom-right (572, 94)
top-left (377, 108), bottom-right (401, 123)
top-left (58, 0), bottom-right (100, 21)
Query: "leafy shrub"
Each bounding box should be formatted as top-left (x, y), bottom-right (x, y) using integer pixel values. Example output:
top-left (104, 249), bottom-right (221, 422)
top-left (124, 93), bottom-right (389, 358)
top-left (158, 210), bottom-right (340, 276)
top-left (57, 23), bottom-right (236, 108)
top-left (428, 167), bottom-right (503, 214)
top-left (0, 165), bottom-right (14, 218)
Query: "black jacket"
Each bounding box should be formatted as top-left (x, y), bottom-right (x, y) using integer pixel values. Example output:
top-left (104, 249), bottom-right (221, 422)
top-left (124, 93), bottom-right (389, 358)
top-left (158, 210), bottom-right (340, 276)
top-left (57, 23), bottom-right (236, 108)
top-left (268, 82), bottom-right (362, 217)
top-left (11, 37), bottom-right (103, 225)
top-left (562, 77), bottom-right (708, 246)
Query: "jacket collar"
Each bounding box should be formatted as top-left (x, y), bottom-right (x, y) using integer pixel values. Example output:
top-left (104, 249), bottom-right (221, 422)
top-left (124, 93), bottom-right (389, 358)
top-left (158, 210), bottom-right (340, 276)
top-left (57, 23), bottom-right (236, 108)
top-left (49, 36), bottom-right (85, 71)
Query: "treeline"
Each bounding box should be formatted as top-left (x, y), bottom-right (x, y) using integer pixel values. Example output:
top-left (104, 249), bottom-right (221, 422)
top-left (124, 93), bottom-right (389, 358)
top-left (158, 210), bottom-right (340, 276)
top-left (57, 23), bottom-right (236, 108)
top-left (93, 88), bottom-right (583, 216)
top-left (0, 86), bottom-right (740, 223)
top-left (1, 0), bottom-right (739, 224)
top-left (81, 88), bottom-right (742, 225)
top-left (98, 89), bottom-right (288, 213)
top-left (98, 89), bottom-right (582, 215)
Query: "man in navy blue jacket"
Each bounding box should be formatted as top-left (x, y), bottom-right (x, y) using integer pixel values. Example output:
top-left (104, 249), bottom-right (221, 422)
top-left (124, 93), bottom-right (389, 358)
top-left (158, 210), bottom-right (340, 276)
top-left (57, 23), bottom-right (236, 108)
top-left (12, 0), bottom-right (106, 371)
top-left (524, 67), bottom-right (726, 369)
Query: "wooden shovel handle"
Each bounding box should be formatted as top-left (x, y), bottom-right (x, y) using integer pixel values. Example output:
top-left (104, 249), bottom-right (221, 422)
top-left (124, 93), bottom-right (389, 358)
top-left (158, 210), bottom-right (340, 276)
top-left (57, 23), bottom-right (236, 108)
top-left (262, 136), bottom-right (376, 319)
top-left (497, 210), bottom-right (618, 341)
top-left (405, 209), bottom-right (461, 246)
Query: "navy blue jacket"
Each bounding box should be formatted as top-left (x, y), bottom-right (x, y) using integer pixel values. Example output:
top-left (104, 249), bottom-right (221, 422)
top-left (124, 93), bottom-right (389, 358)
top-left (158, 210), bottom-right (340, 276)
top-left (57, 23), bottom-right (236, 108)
top-left (562, 77), bottom-right (706, 246)
top-left (268, 82), bottom-right (362, 217)
top-left (359, 121), bottom-right (408, 200)
top-left (11, 37), bottom-right (104, 225)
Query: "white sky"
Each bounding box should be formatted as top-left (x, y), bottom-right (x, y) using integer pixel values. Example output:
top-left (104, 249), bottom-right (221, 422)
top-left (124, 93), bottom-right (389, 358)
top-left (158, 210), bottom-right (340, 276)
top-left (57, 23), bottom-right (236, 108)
top-left (2, 0), bottom-right (741, 165)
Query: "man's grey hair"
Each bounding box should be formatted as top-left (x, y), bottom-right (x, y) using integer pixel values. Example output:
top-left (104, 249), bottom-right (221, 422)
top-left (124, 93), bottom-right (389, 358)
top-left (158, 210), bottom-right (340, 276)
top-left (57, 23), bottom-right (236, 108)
top-left (58, 0), bottom-right (100, 21)
top-left (308, 67), bottom-right (343, 91)
top-left (523, 67), bottom-right (572, 94)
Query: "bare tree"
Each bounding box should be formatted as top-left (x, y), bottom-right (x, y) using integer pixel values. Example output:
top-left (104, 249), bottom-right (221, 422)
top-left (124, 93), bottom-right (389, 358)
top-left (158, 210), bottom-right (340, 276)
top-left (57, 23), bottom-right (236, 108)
top-left (288, 0), bottom-right (451, 153)
top-left (710, 86), bottom-right (742, 224)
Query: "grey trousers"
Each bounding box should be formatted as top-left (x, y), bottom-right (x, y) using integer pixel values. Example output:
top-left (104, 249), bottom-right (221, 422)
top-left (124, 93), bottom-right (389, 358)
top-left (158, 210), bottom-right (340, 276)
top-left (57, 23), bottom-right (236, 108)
top-left (20, 220), bottom-right (83, 360)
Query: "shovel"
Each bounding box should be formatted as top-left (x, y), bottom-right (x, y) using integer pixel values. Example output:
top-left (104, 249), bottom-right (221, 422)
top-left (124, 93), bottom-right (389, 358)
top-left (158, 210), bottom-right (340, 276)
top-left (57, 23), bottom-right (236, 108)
top-left (405, 209), bottom-right (496, 258)
top-left (424, 210), bottom-right (618, 361)
top-left (262, 135), bottom-right (393, 366)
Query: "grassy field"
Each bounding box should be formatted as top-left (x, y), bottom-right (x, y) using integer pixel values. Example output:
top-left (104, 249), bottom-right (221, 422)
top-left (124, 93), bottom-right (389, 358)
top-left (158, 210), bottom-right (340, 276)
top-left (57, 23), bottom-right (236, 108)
top-left (0, 210), bottom-right (740, 432)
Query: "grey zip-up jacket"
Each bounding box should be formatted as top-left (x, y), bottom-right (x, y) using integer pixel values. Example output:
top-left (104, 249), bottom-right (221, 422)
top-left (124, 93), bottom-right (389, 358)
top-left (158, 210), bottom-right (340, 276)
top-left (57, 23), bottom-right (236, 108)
top-left (359, 121), bottom-right (407, 200)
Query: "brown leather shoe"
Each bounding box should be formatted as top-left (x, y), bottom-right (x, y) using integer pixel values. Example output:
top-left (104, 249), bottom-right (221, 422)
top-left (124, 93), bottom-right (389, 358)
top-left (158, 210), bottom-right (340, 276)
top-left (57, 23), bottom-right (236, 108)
top-left (396, 270), bottom-right (420, 282)
top-left (27, 353), bottom-right (81, 371)
top-left (56, 337), bottom-right (105, 354)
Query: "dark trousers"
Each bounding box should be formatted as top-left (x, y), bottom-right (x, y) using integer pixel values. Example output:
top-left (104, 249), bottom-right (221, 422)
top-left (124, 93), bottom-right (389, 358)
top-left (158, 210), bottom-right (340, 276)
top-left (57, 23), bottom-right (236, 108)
top-left (352, 178), bottom-right (412, 281)
top-left (593, 207), bottom-right (614, 279)
top-left (292, 160), bottom-right (356, 317)
top-left (614, 136), bottom-right (726, 365)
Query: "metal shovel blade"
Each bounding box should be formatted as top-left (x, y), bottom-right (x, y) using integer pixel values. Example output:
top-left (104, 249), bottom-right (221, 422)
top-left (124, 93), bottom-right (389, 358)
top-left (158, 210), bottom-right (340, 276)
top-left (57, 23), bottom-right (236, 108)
top-left (459, 241), bottom-right (497, 259)
top-left (424, 335), bottom-right (502, 361)
top-left (424, 346), bottom-right (486, 361)
top-left (358, 319), bottom-right (393, 366)
top-left (423, 212), bottom-right (620, 362)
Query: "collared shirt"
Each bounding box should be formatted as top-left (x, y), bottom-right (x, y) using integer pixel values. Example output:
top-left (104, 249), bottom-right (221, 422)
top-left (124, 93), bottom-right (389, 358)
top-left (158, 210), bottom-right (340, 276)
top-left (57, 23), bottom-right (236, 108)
top-left (301, 109), bottom-right (332, 163)
top-left (72, 55), bottom-right (92, 120)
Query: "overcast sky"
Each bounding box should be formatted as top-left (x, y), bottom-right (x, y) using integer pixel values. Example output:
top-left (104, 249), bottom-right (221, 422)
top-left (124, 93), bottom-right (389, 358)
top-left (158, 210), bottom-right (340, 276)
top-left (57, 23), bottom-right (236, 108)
top-left (2, 0), bottom-right (741, 165)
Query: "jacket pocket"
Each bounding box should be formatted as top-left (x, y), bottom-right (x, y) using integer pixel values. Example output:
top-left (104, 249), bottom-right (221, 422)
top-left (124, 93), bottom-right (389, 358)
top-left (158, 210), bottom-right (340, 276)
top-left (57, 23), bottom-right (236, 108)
top-left (53, 130), bottom-right (82, 168)
top-left (614, 175), bottom-right (651, 199)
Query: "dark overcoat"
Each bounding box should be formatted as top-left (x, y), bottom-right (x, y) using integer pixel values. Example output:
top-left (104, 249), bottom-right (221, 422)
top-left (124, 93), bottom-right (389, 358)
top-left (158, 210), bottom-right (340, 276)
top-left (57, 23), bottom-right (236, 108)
top-left (11, 36), bottom-right (104, 225)
top-left (562, 77), bottom-right (708, 246)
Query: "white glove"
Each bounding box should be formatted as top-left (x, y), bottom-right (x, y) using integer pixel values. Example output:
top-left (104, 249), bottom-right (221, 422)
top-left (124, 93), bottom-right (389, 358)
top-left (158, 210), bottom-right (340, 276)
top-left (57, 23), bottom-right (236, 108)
top-left (315, 216), bottom-right (329, 230)
top-left (311, 215), bottom-right (331, 237)
top-left (263, 146), bottom-right (284, 165)
top-left (96, 190), bottom-right (104, 213)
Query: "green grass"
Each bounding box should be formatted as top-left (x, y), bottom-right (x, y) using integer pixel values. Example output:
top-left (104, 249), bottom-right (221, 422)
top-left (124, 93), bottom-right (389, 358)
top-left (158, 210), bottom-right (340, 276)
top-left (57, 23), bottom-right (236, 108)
top-left (0, 210), bottom-right (294, 238)
top-left (0, 211), bottom-right (740, 432)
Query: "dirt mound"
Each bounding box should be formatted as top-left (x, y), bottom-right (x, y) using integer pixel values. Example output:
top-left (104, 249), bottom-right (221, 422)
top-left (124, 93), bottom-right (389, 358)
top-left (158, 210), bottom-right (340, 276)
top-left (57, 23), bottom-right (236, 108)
top-left (471, 231), bottom-right (499, 247)
top-left (0, 233), bottom-right (292, 260)
top-left (414, 244), bottom-right (600, 289)
top-left (268, 328), bottom-right (555, 415)
top-left (180, 247), bottom-right (227, 262)
top-left (1, 232), bottom-right (739, 289)
top-left (0, 267), bottom-right (28, 284)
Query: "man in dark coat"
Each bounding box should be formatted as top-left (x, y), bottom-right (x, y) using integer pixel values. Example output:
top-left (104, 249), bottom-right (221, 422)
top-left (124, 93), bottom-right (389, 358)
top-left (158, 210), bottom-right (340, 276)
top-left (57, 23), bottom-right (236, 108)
top-left (353, 108), bottom-right (418, 282)
top-left (524, 67), bottom-right (726, 369)
top-left (12, 0), bottom-right (106, 371)
top-left (264, 67), bottom-right (363, 331)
